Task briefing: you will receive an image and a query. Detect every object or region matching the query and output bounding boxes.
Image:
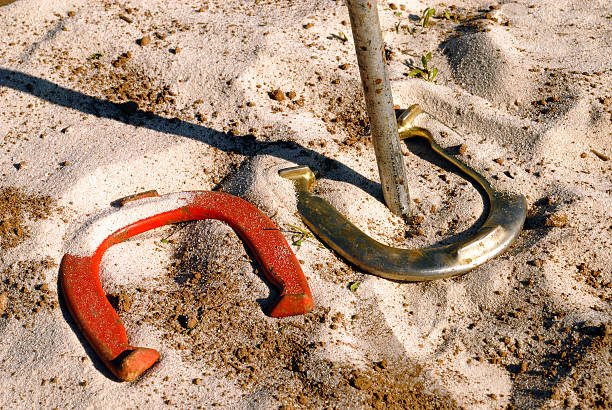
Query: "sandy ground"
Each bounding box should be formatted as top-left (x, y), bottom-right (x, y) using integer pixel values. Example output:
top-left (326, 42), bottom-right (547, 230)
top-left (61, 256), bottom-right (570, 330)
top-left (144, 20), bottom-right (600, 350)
top-left (0, 0), bottom-right (610, 408)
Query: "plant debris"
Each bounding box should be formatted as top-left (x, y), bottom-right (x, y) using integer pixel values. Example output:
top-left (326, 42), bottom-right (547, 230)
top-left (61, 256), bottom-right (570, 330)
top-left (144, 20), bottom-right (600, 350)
top-left (406, 52), bottom-right (438, 82)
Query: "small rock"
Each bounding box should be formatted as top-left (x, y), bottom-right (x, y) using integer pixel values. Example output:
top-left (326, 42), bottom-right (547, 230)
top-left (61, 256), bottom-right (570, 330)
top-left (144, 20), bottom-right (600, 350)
top-left (186, 316), bottom-right (198, 329)
top-left (545, 213), bottom-right (568, 228)
top-left (67, 11), bottom-right (75, 17)
top-left (268, 89), bottom-right (285, 102)
top-left (119, 14), bottom-right (133, 23)
top-left (303, 22), bottom-right (314, 29)
top-left (170, 47), bottom-right (181, 54)
top-left (192, 378), bottom-right (202, 385)
top-left (458, 144), bottom-right (468, 155)
top-left (14, 161), bottom-right (27, 170)
top-left (138, 35), bottom-right (151, 46)
top-left (338, 63), bottom-right (350, 70)
top-left (493, 158), bottom-right (504, 165)
top-left (529, 259), bottom-right (543, 268)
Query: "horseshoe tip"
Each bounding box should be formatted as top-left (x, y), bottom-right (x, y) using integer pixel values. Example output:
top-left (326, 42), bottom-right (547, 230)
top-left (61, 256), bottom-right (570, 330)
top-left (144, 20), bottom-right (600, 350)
top-left (110, 347), bottom-right (160, 382)
top-left (269, 293), bottom-right (314, 318)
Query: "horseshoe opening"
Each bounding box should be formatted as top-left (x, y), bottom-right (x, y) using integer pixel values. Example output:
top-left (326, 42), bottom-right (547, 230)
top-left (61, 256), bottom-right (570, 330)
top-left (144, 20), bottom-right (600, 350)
top-left (60, 191), bottom-right (313, 381)
top-left (279, 106), bottom-right (527, 281)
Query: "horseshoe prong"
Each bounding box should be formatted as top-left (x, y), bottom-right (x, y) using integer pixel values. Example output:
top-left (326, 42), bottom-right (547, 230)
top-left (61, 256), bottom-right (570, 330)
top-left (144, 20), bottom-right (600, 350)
top-left (61, 191), bottom-right (314, 381)
top-left (280, 105), bottom-right (527, 281)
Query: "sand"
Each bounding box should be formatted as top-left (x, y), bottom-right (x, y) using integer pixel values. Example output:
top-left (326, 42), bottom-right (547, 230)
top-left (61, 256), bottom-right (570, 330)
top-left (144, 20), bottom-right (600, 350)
top-left (0, 0), bottom-right (610, 408)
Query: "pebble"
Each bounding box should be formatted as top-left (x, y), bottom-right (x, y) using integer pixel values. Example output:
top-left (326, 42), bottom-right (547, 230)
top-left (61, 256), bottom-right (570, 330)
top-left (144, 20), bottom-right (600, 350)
top-left (119, 14), bottom-right (133, 23)
top-left (14, 161), bottom-right (27, 170)
top-left (268, 89), bottom-right (285, 102)
top-left (544, 213), bottom-right (568, 228)
top-left (139, 35), bottom-right (151, 46)
top-left (186, 316), bottom-right (198, 329)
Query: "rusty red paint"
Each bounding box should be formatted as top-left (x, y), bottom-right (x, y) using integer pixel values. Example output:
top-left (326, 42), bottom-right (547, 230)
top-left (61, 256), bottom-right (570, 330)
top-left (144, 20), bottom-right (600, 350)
top-left (60, 191), bottom-right (313, 382)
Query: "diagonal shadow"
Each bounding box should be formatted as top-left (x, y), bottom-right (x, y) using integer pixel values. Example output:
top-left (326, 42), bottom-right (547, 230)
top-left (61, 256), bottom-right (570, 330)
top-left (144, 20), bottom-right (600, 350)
top-left (2, 67), bottom-right (508, 255)
top-left (0, 67), bottom-right (383, 200)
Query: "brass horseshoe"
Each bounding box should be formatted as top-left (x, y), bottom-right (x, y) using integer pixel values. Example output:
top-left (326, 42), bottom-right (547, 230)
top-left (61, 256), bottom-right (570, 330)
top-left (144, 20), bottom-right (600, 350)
top-left (280, 105), bottom-right (527, 281)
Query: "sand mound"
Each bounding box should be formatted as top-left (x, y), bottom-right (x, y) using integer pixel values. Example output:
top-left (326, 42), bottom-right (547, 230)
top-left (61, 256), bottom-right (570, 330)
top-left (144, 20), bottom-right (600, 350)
top-left (442, 28), bottom-right (533, 106)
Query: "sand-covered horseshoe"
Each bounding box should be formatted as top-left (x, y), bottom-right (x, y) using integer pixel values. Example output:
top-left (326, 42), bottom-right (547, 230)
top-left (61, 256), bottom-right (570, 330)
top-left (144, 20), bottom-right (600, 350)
top-left (60, 190), bottom-right (313, 381)
top-left (279, 105), bottom-right (527, 282)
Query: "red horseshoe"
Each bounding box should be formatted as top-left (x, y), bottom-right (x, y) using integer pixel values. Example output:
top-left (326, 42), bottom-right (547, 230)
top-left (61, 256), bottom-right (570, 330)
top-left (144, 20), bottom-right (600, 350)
top-left (60, 191), bottom-right (313, 382)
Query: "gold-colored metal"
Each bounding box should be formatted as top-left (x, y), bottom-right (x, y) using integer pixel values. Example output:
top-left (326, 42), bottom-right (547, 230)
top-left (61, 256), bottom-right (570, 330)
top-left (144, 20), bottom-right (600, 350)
top-left (279, 105), bottom-right (527, 281)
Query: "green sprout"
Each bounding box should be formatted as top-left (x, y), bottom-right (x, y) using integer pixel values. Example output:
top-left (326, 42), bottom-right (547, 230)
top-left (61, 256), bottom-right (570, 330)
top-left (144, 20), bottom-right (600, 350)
top-left (286, 224), bottom-right (313, 247)
top-left (421, 7), bottom-right (436, 27)
top-left (348, 281), bottom-right (361, 292)
top-left (331, 31), bottom-right (349, 43)
top-left (407, 52), bottom-right (438, 82)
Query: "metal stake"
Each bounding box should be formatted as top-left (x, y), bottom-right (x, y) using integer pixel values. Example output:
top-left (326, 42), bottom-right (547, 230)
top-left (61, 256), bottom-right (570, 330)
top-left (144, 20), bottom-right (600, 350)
top-left (346, 0), bottom-right (410, 216)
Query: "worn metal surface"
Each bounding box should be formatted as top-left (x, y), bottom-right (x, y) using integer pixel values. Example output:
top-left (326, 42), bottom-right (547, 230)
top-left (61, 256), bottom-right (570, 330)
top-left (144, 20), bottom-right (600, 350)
top-left (60, 191), bottom-right (313, 381)
top-left (346, 0), bottom-right (410, 216)
top-left (280, 105), bottom-right (527, 281)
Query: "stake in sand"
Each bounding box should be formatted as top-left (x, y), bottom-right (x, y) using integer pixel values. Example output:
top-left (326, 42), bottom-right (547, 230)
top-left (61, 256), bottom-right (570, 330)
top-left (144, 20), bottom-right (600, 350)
top-left (346, 0), bottom-right (410, 216)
